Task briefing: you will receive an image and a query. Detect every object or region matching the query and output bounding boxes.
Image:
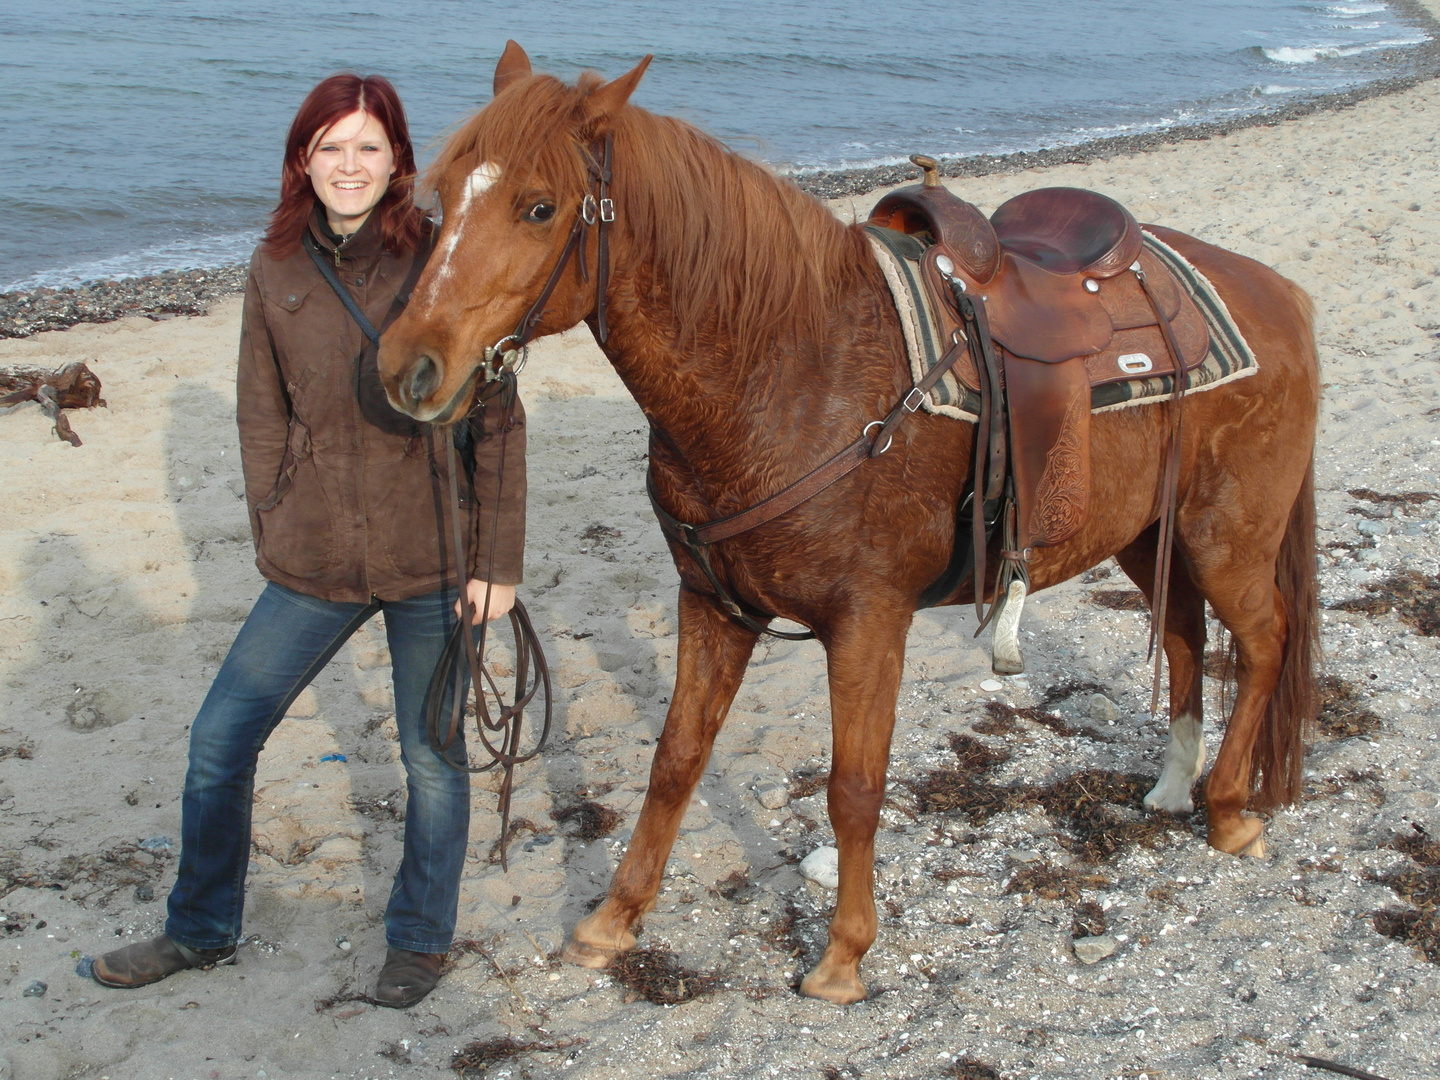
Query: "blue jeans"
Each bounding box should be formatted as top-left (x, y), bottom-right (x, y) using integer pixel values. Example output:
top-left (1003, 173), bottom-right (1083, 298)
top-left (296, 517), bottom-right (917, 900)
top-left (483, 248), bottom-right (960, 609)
top-left (166, 581), bottom-right (470, 954)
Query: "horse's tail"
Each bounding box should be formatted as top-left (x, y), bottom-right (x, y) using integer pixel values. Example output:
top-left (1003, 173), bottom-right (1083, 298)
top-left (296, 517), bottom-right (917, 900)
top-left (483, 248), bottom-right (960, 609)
top-left (1247, 450), bottom-right (1320, 809)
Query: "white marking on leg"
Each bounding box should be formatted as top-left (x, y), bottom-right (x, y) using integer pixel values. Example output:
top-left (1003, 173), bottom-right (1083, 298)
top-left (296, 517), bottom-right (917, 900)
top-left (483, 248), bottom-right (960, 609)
top-left (421, 160), bottom-right (502, 307)
top-left (1144, 712), bottom-right (1205, 813)
top-left (990, 579), bottom-right (1027, 675)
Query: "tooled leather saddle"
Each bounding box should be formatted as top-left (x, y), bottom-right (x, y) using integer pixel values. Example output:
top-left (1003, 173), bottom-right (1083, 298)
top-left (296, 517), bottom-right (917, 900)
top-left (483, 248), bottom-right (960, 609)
top-left (867, 158), bottom-right (1211, 667)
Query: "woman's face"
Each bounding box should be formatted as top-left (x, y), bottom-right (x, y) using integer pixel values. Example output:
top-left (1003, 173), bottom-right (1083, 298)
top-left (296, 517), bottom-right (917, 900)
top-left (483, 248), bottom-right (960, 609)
top-left (304, 110), bottom-right (396, 234)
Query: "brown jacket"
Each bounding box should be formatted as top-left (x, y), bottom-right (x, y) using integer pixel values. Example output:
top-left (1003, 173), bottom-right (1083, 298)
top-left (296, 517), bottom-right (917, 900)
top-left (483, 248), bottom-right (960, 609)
top-left (237, 211), bottom-right (526, 603)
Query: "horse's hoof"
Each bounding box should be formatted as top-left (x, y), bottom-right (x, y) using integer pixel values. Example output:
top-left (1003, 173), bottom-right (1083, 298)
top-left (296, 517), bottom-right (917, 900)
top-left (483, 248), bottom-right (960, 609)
top-left (1142, 780), bottom-right (1195, 815)
top-left (560, 938), bottom-right (621, 969)
top-left (561, 908), bottom-right (636, 969)
top-left (1208, 815), bottom-right (1265, 857)
top-left (799, 966), bottom-right (867, 1005)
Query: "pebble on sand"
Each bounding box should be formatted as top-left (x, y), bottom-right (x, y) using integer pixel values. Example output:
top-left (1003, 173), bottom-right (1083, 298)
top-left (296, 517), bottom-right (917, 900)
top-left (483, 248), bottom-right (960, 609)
top-left (799, 846), bottom-right (840, 889)
top-left (754, 780), bottom-right (789, 810)
top-left (1073, 936), bottom-right (1119, 965)
top-left (1088, 693), bottom-right (1119, 724)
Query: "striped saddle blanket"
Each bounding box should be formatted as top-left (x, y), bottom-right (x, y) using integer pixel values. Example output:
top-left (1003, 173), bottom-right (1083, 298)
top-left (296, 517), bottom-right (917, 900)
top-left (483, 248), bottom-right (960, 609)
top-left (866, 226), bottom-right (1258, 425)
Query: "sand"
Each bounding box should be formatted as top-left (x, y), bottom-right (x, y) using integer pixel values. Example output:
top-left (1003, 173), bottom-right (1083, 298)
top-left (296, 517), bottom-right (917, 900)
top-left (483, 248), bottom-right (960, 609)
top-left (3, 30), bottom-right (1440, 1080)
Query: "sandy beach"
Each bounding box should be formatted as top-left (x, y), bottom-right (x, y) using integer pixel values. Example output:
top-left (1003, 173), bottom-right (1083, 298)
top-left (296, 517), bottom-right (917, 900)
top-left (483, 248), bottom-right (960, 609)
top-left (3, 18), bottom-right (1440, 1080)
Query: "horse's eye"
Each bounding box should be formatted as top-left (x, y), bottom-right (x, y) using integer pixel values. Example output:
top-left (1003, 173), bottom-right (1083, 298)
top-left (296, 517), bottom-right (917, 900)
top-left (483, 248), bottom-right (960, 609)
top-left (525, 202), bottom-right (556, 223)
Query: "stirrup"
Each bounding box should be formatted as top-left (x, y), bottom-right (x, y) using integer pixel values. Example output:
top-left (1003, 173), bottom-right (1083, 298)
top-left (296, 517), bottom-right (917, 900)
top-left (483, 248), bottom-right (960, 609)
top-left (990, 578), bottom-right (1028, 675)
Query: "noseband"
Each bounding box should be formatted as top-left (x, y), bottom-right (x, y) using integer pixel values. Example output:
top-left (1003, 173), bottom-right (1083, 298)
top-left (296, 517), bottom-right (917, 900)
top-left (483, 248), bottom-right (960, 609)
top-left (483, 134), bottom-right (616, 381)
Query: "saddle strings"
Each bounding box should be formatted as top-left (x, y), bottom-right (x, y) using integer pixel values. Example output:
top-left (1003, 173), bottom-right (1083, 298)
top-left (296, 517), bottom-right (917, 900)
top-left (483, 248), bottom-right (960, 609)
top-left (1134, 264), bottom-right (1192, 718)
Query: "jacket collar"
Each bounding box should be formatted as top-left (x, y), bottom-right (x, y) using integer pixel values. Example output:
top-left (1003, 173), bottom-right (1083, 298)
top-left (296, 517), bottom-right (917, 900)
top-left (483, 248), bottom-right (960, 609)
top-left (306, 202), bottom-right (386, 264)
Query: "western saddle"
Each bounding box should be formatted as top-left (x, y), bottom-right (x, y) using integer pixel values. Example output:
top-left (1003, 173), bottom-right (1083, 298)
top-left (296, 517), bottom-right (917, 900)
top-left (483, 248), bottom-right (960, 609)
top-left (867, 157), bottom-right (1211, 673)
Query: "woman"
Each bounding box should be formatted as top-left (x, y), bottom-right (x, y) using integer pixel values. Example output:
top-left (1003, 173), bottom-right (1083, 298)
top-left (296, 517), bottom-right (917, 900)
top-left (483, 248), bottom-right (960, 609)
top-left (88, 74), bottom-right (526, 1008)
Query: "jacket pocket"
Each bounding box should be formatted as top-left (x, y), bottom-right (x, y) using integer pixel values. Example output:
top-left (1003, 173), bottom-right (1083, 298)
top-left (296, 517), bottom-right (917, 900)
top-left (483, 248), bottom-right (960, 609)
top-left (254, 422), bottom-right (338, 582)
top-left (253, 419), bottom-right (310, 512)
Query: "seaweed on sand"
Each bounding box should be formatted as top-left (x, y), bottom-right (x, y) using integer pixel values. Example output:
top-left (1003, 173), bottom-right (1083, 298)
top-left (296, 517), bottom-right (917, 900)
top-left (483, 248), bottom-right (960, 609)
top-left (908, 731), bottom-right (1183, 861)
top-left (1328, 568), bottom-right (1440, 636)
top-left (1004, 862), bottom-right (1113, 904)
top-left (1088, 588), bottom-right (1150, 611)
top-left (1315, 675), bottom-right (1383, 739)
top-left (1371, 826), bottom-right (1440, 965)
top-left (451, 1035), bottom-right (583, 1077)
top-left (550, 801), bottom-right (622, 842)
top-left (971, 681), bottom-right (1114, 741)
top-left (609, 944), bottom-right (719, 1005)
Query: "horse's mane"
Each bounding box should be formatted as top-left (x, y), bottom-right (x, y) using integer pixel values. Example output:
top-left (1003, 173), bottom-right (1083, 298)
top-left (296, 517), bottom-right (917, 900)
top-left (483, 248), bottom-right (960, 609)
top-left (425, 73), bottom-right (873, 363)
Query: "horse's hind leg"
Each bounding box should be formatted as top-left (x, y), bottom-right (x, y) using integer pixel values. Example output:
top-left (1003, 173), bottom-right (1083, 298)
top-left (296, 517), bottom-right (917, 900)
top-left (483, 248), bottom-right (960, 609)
top-left (800, 604), bottom-right (910, 1005)
top-left (1189, 556), bottom-right (1289, 857)
top-left (1114, 531), bottom-right (1207, 814)
top-left (563, 586), bottom-right (759, 967)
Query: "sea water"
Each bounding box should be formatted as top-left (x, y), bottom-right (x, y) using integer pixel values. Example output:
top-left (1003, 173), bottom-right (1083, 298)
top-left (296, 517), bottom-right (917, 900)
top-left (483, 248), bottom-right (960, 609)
top-left (0, 0), bottom-right (1428, 289)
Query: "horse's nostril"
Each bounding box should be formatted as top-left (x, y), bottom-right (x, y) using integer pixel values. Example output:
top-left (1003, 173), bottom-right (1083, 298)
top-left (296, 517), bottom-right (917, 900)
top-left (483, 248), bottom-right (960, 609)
top-left (405, 355), bottom-right (443, 408)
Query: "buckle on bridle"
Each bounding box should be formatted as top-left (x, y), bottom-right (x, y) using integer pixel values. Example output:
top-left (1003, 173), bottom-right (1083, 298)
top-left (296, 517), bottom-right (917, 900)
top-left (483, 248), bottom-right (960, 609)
top-left (863, 419), bottom-right (893, 455)
top-left (483, 334), bottom-right (529, 382)
top-left (581, 193), bottom-right (598, 226)
top-left (599, 197), bottom-right (615, 223)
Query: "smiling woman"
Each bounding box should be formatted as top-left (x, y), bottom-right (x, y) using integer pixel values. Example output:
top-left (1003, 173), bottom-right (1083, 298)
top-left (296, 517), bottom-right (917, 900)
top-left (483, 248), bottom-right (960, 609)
top-left (262, 75), bottom-right (422, 260)
top-left (304, 110), bottom-right (397, 235)
top-left (81, 72), bottom-right (530, 1012)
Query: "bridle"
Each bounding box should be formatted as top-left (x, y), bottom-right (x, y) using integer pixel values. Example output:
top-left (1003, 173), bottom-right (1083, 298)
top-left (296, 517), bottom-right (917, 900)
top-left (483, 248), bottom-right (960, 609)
top-left (479, 134), bottom-right (617, 384)
top-left (422, 135), bottom-right (615, 869)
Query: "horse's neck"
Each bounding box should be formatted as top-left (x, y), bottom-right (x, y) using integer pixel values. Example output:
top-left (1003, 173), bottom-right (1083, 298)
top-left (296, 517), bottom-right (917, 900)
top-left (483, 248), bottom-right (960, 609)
top-left (596, 226), bottom-right (894, 507)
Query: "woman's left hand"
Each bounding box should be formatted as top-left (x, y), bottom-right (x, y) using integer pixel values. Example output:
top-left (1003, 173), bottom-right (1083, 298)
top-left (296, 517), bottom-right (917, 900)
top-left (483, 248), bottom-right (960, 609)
top-left (455, 580), bottom-right (516, 624)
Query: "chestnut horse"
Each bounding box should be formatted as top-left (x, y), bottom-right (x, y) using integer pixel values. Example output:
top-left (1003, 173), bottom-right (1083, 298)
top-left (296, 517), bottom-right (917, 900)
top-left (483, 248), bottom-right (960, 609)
top-left (379, 43), bottom-right (1319, 1004)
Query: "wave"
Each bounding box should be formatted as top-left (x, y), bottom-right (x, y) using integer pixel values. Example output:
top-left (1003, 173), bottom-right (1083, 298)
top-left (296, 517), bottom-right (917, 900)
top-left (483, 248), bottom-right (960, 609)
top-left (1262, 34), bottom-right (1428, 65)
top-left (3, 230), bottom-right (260, 292)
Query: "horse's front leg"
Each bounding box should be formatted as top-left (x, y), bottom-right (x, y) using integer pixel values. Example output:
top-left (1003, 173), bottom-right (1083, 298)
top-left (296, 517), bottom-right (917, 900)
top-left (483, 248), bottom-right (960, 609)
top-left (563, 585), bottom-right (760, 967)
top-left (800, 605), bottom-right (910, 1005)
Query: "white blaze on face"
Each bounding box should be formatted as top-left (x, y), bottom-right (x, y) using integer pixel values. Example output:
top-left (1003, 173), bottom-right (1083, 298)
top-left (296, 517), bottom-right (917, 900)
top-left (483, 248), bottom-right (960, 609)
top-left (424, 160), bottom-right (502, 305)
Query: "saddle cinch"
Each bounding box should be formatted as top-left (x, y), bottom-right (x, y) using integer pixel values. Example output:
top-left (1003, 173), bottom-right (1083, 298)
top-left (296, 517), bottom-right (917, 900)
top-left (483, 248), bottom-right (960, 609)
top-left (866, 158), bottom-right (1211, 673)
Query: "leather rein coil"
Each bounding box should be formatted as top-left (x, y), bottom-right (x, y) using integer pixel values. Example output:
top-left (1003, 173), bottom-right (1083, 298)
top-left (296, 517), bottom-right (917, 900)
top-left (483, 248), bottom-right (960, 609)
top-left (422, 390), bottom-right (553, 873)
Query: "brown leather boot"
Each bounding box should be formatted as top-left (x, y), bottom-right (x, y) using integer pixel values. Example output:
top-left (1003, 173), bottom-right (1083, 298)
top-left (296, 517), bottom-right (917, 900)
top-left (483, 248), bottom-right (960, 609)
top-left (373, 947), bottom-right (445, 1008)
top-left (90, 934), bottom-right (236, 989)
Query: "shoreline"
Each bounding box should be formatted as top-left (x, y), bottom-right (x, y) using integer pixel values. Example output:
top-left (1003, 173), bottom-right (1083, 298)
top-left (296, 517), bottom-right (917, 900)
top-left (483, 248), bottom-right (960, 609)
top-left (3, 1), bottom-right (1439, 341)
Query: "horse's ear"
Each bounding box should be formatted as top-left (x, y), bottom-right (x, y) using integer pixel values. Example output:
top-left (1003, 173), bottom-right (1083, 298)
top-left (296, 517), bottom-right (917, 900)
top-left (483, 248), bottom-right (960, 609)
top-left (583, 55), bottom-right (653, 125)
top-left (493, 40), bottom-right (532, 96)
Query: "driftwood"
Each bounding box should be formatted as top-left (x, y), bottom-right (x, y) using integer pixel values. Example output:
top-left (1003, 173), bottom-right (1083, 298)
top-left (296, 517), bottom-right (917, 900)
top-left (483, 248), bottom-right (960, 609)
top-left (0, 362), bottom-right (105, 446)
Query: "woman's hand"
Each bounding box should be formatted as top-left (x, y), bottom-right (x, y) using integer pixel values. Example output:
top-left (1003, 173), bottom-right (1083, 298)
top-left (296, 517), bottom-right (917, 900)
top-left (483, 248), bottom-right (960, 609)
top-left (455, 580), bottom-right (516, 624)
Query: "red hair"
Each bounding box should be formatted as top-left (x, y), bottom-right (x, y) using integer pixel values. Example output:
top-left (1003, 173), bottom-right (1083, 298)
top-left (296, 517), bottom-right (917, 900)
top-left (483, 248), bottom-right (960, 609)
top-left (262, 73), bottom-right (422, 258)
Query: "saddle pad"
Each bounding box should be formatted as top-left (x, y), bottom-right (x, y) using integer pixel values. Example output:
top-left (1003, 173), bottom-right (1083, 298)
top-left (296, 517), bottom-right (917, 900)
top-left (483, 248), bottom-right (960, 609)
top-left (865, 226), bottom-right (1258, 424)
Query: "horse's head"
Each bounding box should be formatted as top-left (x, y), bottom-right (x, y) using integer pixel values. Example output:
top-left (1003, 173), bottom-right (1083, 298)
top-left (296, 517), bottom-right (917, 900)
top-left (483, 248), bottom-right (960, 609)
top-left (380, 41), bottom-right (650, 423)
